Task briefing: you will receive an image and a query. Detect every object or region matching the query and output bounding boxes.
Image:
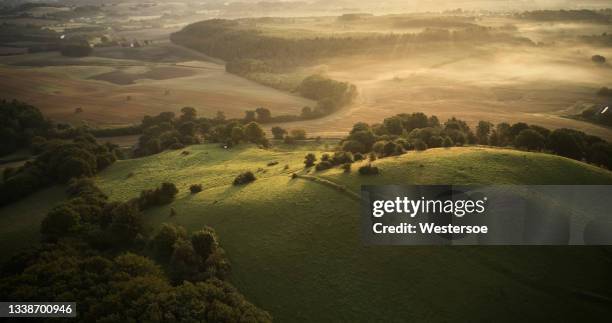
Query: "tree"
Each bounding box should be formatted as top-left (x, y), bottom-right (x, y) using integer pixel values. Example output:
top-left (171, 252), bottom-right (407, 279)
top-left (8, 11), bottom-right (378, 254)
top-left (588, 142), bottom-right (612, 169)
top-left (414, 139), bottom-right (428, 151)
top-left (41, 204), bottom-right (80, 239)
top-left (548, 129), bottom-right (584, 159)
top-left (107, 201), bottom-right (143, 245)
top-left (180, 107), bottom-right (197, 122)
top-left (290, 129), bottom-right (306, 140)
top-left (383, 116), bottom-right (404, 135)
top-left (271, 126), bottom-right (287, 140)
top-left (244, 122), bottom-right (266, 144)
top-left (342, 140), bottom-right (366, 153)
top-left (255, 107), bottom-right (272, 122)
top-left (231, 126), bottom-right (244, 144)
top-left (244, 110), bottom-right (256, 122)
top-left (191, 227), bottom-right (219, 260)
top-left (152, 223), bottom-right (188, 261)
top-left (515, 129), bottom-right (546, 151)
top-left (304, 153), bottom-right (317, 167)
top-left (443, 137), bottom-right (454, 148)
top-left (476, 121), bottom-right (493, 144)
top-left (348, 130), bottom-right (376, 151)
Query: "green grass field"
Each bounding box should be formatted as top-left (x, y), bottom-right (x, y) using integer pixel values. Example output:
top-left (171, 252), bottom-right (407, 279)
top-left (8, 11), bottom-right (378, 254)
top-left (89, 144), bottom-right (612, 322)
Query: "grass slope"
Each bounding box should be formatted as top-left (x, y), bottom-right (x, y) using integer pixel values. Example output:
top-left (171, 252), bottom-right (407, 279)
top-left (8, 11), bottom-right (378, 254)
top-left (92, 144), bottom-right (612, 322)
top-left (0, 186), bottom-right (65, 262)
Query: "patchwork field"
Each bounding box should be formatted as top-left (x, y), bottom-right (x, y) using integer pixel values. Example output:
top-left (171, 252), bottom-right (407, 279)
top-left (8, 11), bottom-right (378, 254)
top-left (0, 44), bottom-right (313, 126)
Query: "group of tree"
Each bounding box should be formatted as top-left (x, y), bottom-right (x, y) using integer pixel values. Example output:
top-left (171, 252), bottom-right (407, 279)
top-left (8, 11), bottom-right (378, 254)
top-left (60, 40), bottom-right (92, 57)
top-left (0, 99), bottom-right (52, 157)
top-left (271, 126), bottom-right (307, 143)
top-left (171, 19), bottom-right (532, 70)
top-left (151, 223), bottom-right (231, 283)
top-left (304, 151), bottom-right (357, 172)
top-left (1, 178), bottom-right (271, 322)
top-left (337, 112), bottom-right (612, 170)
top-left (1, 131), bottom-right (122, 206)
top-left (135, 107), bottom-right (202, 156)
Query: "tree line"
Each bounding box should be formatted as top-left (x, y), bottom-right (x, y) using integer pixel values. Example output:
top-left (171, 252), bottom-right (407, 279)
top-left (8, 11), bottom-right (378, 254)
top-left (330, 112), bottom-right (612, 170)
top-left (1, 100), bottom-right (122, 206)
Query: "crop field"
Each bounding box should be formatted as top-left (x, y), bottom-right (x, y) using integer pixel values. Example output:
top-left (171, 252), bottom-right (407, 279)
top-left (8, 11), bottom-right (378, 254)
top-left (0, 44), bottom-right (313, 126)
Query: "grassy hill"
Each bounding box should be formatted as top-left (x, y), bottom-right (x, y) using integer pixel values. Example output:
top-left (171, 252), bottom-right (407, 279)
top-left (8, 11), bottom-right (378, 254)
top-left (88, 144), bottom-right (612, 322)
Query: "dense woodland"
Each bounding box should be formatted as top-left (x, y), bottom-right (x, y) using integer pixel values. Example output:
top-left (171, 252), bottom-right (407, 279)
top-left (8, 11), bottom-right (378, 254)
top-left (171, 19), bottom-right (533, 69)
top-left (0, 100), bottom-right (122, 206)
top-left (1, 177), bottom-right (271, 322)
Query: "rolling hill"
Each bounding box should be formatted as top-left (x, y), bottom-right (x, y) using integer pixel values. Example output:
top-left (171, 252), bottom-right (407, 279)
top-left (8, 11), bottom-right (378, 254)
top-left (95, 144), bottom-right (612, 322)
top-left (1, 144), bottom-right (611, 321)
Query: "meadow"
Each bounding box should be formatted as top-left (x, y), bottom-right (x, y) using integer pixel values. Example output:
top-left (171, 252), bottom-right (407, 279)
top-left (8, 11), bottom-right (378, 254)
top-left (3, 143), bottom-right (610, 321)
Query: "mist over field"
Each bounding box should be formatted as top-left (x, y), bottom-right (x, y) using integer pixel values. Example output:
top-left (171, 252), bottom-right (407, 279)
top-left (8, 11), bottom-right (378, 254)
top-left (0, 0), bottom-right (611, 322)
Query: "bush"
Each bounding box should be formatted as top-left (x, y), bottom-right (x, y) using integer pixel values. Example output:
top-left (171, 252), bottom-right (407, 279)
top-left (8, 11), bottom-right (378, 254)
top-left (304, 153), bottom-right (317, 167)
top-left (139, 182), bottom-right (178, 210)
top-left (354, 153), bottom-right (364, 161)
top-left (592, 55), bottom-right (606, 64)
top-left (233, 171), bottom-right (256, 185)
top-left (190, 184), bottom-right (203, 194)
top-left (332, 151), bottom-right (353, 165)
top-left (315, 161), bottom-right (333, 171)
top-left (342, 163), bottom-right (352, 173)
top-left (358, 164), bottom-right (380, 175)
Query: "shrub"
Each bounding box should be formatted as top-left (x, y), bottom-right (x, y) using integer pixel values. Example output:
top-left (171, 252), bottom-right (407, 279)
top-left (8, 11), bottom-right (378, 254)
top-left (354, 153), bottom-right (364, 161)
top-left (332, 151), bottom-right (354, 165)
top-left (342, 163), bottom-right (352, 173)
top-left (139, 182), bottom-right (178, 210)
top-left (304, 153), bottom-right (317, 167)
top-left (592, 55), bottom-right (606, 64)
top-left (190, 184), bottom-right (203, 194)
top-left (315, 161), bottom-right (333, 171)
top-left (358, 164), bottom-right (380, 175)
top-left (233, 171), bottom-right (256, 185)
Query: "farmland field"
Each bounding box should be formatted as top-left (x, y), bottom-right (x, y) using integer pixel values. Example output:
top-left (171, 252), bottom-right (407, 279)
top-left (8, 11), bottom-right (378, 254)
top-left (0, 43), bottom-right (313, 126)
